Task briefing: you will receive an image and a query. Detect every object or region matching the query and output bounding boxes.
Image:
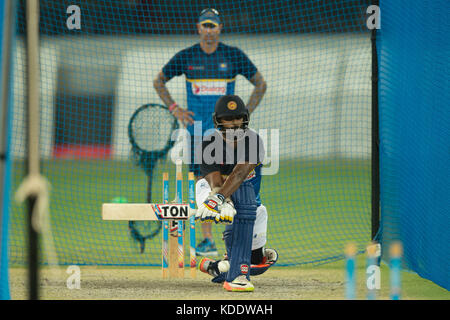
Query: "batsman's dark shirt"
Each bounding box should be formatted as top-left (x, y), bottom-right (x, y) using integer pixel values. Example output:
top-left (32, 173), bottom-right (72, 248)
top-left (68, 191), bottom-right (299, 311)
top-left (200, 129), bottom-right (264, 205)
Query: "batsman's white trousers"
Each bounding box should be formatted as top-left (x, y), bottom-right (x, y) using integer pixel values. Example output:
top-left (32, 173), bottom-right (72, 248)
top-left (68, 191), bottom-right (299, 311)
top-left (195, 178), bottom-right (267, 250)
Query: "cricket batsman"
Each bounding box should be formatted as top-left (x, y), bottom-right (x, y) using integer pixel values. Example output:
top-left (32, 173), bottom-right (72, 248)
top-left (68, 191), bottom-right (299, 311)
top-left (195, 94), bottom-right (278, 292)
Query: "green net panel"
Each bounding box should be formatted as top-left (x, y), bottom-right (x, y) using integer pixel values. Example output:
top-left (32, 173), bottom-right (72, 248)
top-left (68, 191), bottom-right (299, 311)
top-left (9, 0), bottom-right (372, 266)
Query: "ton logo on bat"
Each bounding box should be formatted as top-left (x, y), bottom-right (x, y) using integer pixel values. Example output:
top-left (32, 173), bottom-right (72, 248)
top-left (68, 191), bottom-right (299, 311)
top-left (159, 204), bottom-right (189, 219)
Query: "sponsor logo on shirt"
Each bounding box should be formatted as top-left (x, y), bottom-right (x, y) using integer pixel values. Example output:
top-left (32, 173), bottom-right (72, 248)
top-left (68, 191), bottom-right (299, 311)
top-left (192, 81), bottom-right (227, 96)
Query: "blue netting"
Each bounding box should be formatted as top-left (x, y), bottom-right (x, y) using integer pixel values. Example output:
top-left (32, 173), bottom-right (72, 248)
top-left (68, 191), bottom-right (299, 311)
top-left (378, 0), bottom-right (450, 290)
top-left (8, 0), bottom-right (372, 267)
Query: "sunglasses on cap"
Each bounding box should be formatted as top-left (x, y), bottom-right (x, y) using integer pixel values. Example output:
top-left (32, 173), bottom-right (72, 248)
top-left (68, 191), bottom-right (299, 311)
top-left (201, 22), bottom-right (219, 29)
top-left (200, 8), bottom-right (219, 16)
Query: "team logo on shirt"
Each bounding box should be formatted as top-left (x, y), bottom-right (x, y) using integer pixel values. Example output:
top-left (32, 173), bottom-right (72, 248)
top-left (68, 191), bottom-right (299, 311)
top-left (227, 101), bottom-right (237, 110)
top-left (219, 63), bottom-right (228, 71)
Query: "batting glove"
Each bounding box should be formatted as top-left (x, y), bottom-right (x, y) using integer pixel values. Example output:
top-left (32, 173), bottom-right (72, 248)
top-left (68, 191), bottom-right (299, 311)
top-left (195, 194), bottom-right (224, 222)
top-left (215, 199), bottom-right (236, 224)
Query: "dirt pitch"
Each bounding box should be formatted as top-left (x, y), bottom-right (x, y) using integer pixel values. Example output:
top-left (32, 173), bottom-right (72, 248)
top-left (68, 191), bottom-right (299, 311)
top-left (9, 260), bottom-right (449, 300)
top-left (9, 266), bottom-right (344, 300)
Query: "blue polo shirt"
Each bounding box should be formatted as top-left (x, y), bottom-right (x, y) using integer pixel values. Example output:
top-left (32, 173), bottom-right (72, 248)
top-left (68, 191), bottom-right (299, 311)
top-left (162, 42), bottom-right (257, 136)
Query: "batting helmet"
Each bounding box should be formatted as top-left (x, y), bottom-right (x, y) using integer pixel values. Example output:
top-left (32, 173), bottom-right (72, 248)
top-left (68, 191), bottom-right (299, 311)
top-left (212, 95), bottom-right (250, 130)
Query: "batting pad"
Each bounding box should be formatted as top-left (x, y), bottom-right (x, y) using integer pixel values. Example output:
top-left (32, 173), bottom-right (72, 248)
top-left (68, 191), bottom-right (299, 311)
top-left (225, 181), bottom-right (257, 282)
top-left (196, 178), bottom-right (267, 250)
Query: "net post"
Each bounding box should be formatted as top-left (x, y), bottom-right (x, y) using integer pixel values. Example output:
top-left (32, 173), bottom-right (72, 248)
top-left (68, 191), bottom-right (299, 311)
top-left (371, 0), bottom-right (381, 244)
top-left (176, 160), bottom-right (184, 278)
top-left (0, 0), bottom-right (17, 301)
top-left (188, 172), bottom-right (196, 278)
top-left (344, 243), bottom-right (357, 300)
top-left (25, 0), bottom-right (40, 300)
top-left (389, 242), bottom-right (402, 300)
top-left (162, 172), bottom-right (169, 278)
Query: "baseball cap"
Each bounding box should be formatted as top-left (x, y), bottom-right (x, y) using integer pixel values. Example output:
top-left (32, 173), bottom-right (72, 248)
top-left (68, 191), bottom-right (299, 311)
top-left (198, 8), bottom-right (221, 27)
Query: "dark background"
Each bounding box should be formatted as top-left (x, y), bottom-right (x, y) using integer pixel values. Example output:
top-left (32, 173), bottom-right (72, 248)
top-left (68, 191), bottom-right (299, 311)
top-left (17, 0), bottom-right (372, 35)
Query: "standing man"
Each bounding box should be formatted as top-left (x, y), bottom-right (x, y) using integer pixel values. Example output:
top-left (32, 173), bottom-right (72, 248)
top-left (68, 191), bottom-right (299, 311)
top-left (154, 8), bottom-right (267, 256)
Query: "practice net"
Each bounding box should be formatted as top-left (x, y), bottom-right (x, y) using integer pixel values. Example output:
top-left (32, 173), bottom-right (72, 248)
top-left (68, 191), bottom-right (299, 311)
top-left (8, 0), bottom-right (372, 266)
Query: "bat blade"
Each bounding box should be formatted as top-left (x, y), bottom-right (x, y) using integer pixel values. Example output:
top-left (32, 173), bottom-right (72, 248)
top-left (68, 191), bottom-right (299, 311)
top-left (102, 203), bottom-right (196, 221)
top-left (102, 203), bottom-right (159, 221)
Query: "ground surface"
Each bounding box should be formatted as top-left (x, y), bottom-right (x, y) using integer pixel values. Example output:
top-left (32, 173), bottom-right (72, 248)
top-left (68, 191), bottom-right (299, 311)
top-left (9, 256), bottom-right (450, 300)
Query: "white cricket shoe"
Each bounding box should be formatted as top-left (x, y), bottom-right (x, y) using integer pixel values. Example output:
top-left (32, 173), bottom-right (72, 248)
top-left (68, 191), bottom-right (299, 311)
top-left (223, 275), bottom-right (254, 292)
